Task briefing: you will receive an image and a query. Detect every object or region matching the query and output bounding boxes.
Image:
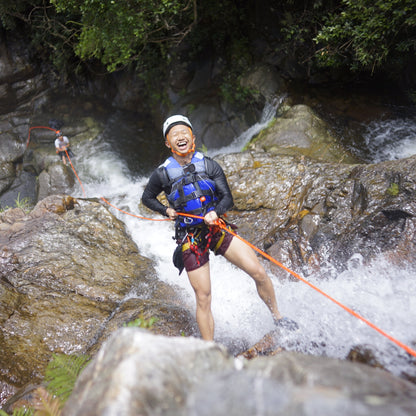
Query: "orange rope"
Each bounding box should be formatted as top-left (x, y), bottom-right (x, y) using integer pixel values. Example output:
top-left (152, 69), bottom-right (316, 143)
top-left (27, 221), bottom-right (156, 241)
top-left (176, 213), bottom-right (416, 359)
top-left (65, 150), bottom-right (86, 197)
top-left (26, 125), bottom-right (57, 148)
top-left (25, 125), bottom-right (416, 358)
top-left (100, 197), bottom-right (171, 221)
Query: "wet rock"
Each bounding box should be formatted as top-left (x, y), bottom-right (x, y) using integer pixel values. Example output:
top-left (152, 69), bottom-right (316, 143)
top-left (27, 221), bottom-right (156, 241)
top-left (0, 195), bottom-right (195, 403)
top-left (217, 151), bottom-right (416, 276)
top-left (63, 329), bottom-right (416, 416)
top-left (0, 162), bottom-right (15, 195)
top-left (37, 163), bottom-right (75, 201)
top-left (240, 64), bottom-right (286, 103)
top-left (250, 104), bottom-right (361, 163)
top-left (237, 329), bottom-right (285, 359)
top-left (347, 345), bottom-right (385, 370)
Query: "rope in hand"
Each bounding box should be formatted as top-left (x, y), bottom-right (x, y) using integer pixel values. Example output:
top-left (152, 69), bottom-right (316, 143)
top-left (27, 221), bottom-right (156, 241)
top-left (178, 213), bottom-right (416, 359)
top-left (26, 126), bottom-right (416, 359)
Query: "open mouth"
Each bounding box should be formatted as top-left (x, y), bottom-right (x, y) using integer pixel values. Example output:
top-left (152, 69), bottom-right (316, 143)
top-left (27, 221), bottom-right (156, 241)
top-left (177, 140), bottom-right (188, 150)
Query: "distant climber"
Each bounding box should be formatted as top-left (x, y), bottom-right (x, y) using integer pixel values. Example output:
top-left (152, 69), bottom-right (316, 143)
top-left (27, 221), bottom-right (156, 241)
top-left (55, 131), bottom-right (74, 165)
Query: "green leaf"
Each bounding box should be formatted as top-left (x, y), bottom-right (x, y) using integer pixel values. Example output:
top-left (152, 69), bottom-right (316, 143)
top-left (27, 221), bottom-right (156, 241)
top-left (44, 354), bottom-right (90, 404)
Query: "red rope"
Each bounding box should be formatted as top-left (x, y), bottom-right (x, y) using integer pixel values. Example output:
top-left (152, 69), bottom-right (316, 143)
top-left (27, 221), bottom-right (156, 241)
top-left (26, 126), bottom-right (57, 148)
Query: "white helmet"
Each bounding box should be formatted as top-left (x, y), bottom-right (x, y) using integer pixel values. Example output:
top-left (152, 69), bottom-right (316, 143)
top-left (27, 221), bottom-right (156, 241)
top-left (163, 115), bottom-right (193, 138)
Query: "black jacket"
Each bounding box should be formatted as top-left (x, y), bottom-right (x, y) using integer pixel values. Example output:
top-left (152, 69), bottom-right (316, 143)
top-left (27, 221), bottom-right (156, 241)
top-left (141, 155), bottom-right (234, 218)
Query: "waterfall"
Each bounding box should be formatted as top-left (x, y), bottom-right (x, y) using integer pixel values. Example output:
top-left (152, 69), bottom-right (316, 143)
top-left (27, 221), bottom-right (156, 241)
top-left (69, 103), bottom-right (416, 379)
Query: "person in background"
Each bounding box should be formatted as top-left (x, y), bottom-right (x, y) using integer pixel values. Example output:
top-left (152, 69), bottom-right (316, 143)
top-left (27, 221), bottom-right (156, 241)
top-left (142, 115), bottom-right (298, 340)
top-left (55, 131), bottom-right (74, 165)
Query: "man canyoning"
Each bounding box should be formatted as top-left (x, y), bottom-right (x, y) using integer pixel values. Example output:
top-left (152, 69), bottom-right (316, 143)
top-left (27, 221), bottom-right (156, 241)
top-left (55, 131), bottom-right (74, 165)
top-left (142, 115), bottom-right (297, 340)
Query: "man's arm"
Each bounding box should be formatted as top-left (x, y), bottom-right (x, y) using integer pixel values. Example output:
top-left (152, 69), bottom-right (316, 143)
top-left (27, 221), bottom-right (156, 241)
top-left (206, 158), bottom-right (234, 216)
top-left (141, 168), bottom-right (170, 217)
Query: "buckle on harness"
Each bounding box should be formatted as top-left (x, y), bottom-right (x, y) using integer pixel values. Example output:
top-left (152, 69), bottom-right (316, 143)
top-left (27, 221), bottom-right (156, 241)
top-left (183, 217), bottom-right (194, 224)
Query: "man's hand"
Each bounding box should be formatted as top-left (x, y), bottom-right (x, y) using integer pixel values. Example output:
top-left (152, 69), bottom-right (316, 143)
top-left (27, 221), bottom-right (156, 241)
top-left (166, 207), bottom-right (178, 220)
top-left (204, 210), bottom-right (218, 226)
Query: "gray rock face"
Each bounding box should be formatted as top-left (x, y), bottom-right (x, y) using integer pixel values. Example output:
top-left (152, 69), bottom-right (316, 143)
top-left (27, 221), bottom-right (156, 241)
top-left (0, 195), bottom-right (196, 399)
top-left (63, 329), bottom-right (416, 416)
top-left (218, 151), bottom-right (416, 276)
top-left (250, 104), bottom-right (361, 163)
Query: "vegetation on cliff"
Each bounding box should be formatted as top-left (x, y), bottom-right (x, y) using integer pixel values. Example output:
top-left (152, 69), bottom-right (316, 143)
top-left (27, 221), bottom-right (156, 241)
top-left (0, 0), bottom-right (415, 88)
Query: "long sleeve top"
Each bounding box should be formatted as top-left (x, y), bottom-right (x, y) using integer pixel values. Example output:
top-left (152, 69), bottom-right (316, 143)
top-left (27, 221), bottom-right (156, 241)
top-left (141, 155), bottom-right (234, 218)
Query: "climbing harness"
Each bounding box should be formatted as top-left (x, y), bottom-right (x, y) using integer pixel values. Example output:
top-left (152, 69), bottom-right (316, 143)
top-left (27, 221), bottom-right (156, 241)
top-left (181, 226), bottom-right (213, 267)
top-left (24, 124), bottom-right (416, 360)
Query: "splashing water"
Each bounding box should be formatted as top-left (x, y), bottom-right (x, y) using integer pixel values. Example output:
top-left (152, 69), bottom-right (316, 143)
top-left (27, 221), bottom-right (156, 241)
top-left (208, 96), bottom-right (286, 157)
top-left (69, 105), bottom-right (416, 379)
top-left (362, 116), bottom-right (416, 162)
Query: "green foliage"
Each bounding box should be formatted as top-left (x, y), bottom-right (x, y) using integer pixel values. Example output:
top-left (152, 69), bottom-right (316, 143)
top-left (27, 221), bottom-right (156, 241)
top-left (0, 354), bottom-right (90, 416)
top-left (123, 313), bottom-right (158, 329)
top-left (33, 388), bottom-right (62, 416)
top-left (44, 353), bottom-right (90, 404)
top-left (50, 0), bottom-right (197, 72)
top-left (314, 0), bottom-right (416, 73)
top-left (220, 77), bottom-right (257, 106)
top-left (0, 408), bottom-right (33, 416)
top-left (198, 143), bottom-right (208, 154)
top-left (277, 1), bottom-right (328, 68)
top-left (387, 183), bottom-right (400, 196)
top-left (0, 0), bottom-right (197, 77)
top-left (14, 193), bottom-right (32, 212)
top-left (0, 194), bottom-right (32, 213)
top-left (0, 0), bottom-right (415, 85)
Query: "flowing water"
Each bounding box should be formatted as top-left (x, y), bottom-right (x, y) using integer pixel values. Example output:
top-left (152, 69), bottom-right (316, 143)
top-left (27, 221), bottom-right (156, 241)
top-left (66, 102), bottom-right (416, 379)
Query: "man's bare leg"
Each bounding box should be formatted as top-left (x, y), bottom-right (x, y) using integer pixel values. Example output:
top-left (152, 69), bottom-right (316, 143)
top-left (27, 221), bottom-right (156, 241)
top-left (187, 262), bottom-right (214, 340)
top-left (224, 237), bottom-right (283, 322)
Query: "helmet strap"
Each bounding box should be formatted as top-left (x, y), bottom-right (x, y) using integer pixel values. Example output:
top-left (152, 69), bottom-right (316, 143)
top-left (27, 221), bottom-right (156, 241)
top-left (166, 130), bottom-right (195, 156)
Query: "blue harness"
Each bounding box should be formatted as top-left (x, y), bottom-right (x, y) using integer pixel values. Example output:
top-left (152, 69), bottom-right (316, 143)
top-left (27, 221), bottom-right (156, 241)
top-left (163, 152), bottom-right (218, 227)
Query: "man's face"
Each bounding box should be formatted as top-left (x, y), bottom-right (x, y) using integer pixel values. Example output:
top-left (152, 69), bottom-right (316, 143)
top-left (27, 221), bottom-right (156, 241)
top-left (166, 124), bottom-right (194, 155)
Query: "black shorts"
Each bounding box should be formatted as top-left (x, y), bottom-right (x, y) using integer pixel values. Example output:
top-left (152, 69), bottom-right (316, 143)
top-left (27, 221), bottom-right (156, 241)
top-left (182, 227), bottom-right (234, 272)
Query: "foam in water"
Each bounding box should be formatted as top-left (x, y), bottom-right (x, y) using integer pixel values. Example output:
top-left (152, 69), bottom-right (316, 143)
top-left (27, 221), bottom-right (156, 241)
top-left (68, 108), bottom-right (416, 379)
top-left (363, 117), bottom-right (416, 162)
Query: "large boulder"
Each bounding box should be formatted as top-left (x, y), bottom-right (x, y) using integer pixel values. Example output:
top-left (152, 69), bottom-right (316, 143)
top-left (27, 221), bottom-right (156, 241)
top-left (62, 329), bottom-right (416, 416)
top-left (249, 104), bottom-right (361, 163)
top-left (217, 151), bottom-right (416, 275)
top-left (0, 195), bottom-right (196, 403)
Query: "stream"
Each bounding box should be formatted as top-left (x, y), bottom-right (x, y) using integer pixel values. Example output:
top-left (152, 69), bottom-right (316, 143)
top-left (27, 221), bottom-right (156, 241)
top-left (46, 99), bottom-right (416, 380)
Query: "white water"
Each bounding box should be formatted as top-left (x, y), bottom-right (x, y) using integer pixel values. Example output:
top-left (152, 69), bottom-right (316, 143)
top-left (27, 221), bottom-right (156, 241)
top-left (68, 107), bottom-right (416, 378)
top-left (363, 116), bottom-right (416, 162)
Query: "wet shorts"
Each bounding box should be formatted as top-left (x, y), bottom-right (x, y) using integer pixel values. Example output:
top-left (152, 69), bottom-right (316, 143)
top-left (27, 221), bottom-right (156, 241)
top-left (182, 228), bottom-right (234, 272)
